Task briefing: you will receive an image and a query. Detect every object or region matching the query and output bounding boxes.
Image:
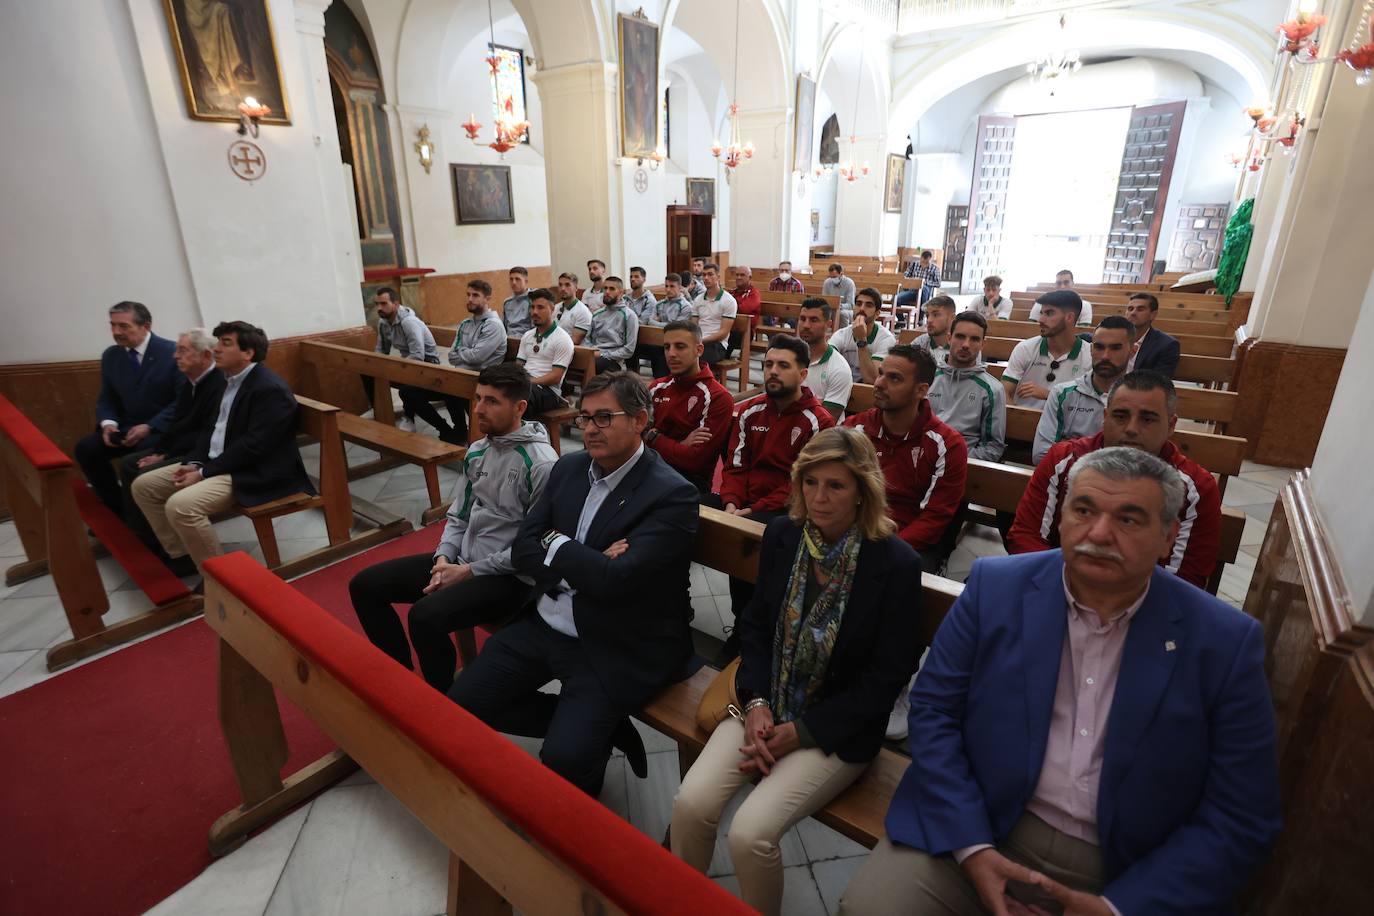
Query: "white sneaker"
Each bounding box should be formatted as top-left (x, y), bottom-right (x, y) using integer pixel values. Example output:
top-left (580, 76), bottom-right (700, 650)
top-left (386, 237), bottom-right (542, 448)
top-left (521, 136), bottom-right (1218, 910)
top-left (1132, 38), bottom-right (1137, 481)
top-left (396, 416), bottom-right (416, 433)
top-left (886, 673), bottom-right (918, 740)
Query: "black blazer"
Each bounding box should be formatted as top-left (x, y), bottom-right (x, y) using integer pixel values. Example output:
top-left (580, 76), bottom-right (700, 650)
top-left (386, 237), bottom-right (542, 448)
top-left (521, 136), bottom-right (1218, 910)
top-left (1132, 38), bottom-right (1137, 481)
top-left (160, 368), bottom-right (226, 458)
top-left (735, 517), bottom-right (925, 763)
top-left (95, 332), bottom-right (185, 435)
top-left (1134, 327), bottom-right (1181, 378)
top-left (188, 364), bottom-right (312, 507)
top-left (512, 448), bottom-right (699, 707)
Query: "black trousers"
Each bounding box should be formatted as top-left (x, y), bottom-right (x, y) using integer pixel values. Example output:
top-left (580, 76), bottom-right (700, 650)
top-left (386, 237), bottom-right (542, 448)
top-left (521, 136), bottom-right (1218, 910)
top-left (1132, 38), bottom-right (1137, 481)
top-left (75, 430), bottom-right (152, 514)
top-left (441, 397), bottom-right (470, 440)
top-left (595, 356), bottom-right (627, 374)
top-left (361, 375), bottom-right (456, 435)
top-left (527, 383), bottom-right (566, 416)
top-left (633, 343), bottom-right (667, 378)
top-left (448, 610), bottom-right (625, 796)
top-left (702, 340), bottom-right (731, 369)
top-left (349, 553), bottom-right (526, 692)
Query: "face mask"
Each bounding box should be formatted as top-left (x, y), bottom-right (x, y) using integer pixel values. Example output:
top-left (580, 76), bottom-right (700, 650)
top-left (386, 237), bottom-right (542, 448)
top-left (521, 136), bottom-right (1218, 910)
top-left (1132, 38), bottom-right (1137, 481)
top-left (779, 271), bottom-right (791, 280)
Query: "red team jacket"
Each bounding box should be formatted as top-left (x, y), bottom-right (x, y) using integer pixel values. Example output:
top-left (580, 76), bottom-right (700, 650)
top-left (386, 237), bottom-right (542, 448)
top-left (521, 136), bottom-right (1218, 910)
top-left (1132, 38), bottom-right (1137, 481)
top-left (1008, 432), bottom-right (1222, 588)
top-left (720, 390), bottom-right (834, 512)
top-left (648, 365), bottom-right (735, 484)
top-left (844, 402), bottom-right (968, 551)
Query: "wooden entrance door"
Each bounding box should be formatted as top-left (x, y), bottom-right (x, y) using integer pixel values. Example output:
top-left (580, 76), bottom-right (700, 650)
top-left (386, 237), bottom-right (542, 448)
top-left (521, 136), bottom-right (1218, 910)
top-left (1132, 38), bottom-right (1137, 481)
top-left (960, 115), bottom-right (1016, 294)
top-left (1166, 202), bottom-right (1229, 274)
top-left (943, 205), bottom-right (969, 283)
top-left (666, 206), bottom-right (711, 276)
top-left (1102, 101), bottom-right (1187, 284)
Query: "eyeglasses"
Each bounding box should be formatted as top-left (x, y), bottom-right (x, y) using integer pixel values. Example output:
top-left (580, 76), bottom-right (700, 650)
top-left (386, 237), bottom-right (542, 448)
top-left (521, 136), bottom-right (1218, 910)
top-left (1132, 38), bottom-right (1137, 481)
top-left (1046, 359), bottom-right (1062, 383)
top-left (573, 410), bottom-right (628, 429)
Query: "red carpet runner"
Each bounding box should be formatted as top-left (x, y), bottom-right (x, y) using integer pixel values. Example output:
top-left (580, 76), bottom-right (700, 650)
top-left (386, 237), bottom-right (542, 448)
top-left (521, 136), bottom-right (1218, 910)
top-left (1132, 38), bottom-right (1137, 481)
top-left (0, 524), bottom-right (447, 916)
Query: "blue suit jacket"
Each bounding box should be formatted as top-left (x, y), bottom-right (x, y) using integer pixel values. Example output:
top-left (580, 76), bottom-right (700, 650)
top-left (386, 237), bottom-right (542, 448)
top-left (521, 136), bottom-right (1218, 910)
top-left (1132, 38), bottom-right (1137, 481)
top-left (886, 551), bottom-right (1281, 914)
top-left (1134, 327), bottom-right (1181, 378)
top-left (95, 333), bottom-right (184, 435)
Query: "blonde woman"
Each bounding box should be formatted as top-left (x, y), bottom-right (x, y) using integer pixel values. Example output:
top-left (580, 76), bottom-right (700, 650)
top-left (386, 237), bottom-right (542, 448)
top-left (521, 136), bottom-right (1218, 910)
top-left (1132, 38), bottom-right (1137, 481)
top-left (671, 426), bottom-right (926, 915)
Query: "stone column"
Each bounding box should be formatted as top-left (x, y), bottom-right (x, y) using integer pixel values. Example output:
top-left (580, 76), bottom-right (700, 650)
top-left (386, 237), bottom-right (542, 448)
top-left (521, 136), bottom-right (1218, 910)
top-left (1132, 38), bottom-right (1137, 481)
top-left (530, 62), bottom-right (622, 275)
top-left (831, 134), bottom-right (891, 255)
top-left (727, 107), bottom-right (793, 269)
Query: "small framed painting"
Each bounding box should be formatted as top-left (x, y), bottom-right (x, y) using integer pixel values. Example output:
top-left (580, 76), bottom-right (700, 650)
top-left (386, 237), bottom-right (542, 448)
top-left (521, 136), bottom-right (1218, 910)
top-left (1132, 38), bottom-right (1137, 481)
top-left (162, 0), bottom-right (291, 124)
top-left (884, 153), bottom-right (906, 213)
top-left (452, 164), bottom-right (514, 225)
top-left (687, 177), bottom-right (715, 216)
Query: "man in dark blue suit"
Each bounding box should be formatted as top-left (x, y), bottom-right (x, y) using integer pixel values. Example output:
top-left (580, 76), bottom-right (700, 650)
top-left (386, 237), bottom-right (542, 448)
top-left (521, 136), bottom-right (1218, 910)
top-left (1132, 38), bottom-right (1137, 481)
top-left (841, 447), bottom-right (1280, 916)
top-left (1125, 293), bottom-right (1181, 379)
top-left (75, 301), bottom-right (186, 512)
top-left (447, 372), bottom-right (699, 796)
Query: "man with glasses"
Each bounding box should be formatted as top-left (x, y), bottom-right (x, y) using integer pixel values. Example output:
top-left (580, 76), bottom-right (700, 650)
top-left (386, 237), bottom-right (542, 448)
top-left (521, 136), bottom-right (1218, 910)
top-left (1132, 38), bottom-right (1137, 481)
top-left (447, 372), bottom-right (700, 796)
top-left (1002, 290), bottom-right (1093, 409)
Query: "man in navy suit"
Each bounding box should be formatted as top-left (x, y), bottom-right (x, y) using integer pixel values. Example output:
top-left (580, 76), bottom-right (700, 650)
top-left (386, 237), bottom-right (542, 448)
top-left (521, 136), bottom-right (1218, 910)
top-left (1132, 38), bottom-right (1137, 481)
top-left (840, 447), bottom-right (1280, 916)
top-left (1125, 293), bottom-right (1181, 378)
top-left (75, 301), bottom-right (185, 513)
top-left (447, 372), bottom-right (699, 796)
top-left (132, 321), bottom-right (311, 575)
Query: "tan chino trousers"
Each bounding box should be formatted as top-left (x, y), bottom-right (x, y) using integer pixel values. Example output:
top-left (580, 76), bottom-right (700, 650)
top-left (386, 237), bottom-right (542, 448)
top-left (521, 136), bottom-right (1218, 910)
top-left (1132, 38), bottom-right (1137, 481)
top-left (837, 811), bottom-right (1105, 916)
top-left (131, 464), bottom-right (235, 571)
top-left (671, 716), bottom-right (867, 916)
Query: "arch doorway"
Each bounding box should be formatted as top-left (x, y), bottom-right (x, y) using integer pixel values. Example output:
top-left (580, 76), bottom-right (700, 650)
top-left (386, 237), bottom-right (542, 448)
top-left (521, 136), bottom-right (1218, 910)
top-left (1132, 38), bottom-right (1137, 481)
top-left (324, 3), bottom-right (405, 269)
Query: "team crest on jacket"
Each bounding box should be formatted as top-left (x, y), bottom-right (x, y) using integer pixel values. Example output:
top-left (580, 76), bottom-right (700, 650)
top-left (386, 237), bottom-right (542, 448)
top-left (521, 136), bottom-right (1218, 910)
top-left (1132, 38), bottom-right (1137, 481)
top-left (791, 427), bottom-right (802, 445)
top-left (688, 395), bottom-right (699, 411)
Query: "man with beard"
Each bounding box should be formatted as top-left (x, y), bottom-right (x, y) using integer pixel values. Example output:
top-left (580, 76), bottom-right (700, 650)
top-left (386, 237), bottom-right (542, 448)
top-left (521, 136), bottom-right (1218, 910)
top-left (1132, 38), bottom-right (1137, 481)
top-left (693, 262), bottom-right (739, 371)
top-left (1002, 290), bottom-right (1093, 409)
top-left (796, 298), bottom-right (853, 422)
top-left (502, 267), bottom-right (533, 337)
top-left (1009, 370), bottom-right (1221, 589)
top-left (928, 311), bottom-right (1006, 463)
top-left (444, 279), bottom-right (508, 443)
top-left (645, 321), bottom-right (734, 495)
top-left (829, 287), bottom-right (896, 383)
top-left (554, 272), bottom-right (593, 345)
top-left (686, 257), bottom-right (707, 300)
top-left (589, 276), bottom-right (639, 373)
top-left (1032, 316), bottom-right (1136, 463)
top-left (583, 259), bottom-right (608, 309)
top-left (910, 295), bottom-right (955, 368)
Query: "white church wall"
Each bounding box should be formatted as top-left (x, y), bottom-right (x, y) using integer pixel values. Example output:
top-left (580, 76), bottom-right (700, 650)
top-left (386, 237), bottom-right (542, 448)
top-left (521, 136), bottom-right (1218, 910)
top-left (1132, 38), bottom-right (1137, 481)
top-left (1, 0), bottom-right (204, 363)
top-left (126, 0), bottom-right (362, 342)
top-left (1309, 264), bottom-right (1374, 622)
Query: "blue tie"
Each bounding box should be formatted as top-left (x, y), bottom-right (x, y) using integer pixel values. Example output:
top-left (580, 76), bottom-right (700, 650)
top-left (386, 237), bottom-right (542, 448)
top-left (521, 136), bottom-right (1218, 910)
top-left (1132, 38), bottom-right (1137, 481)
top-left (127, 347), bottom-right (140, 371)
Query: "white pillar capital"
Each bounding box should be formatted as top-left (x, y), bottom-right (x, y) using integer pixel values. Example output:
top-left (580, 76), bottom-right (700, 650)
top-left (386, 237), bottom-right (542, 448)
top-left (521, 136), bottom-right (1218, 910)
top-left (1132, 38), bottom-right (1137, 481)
top-left (293, 0), bottom-right (333, 37)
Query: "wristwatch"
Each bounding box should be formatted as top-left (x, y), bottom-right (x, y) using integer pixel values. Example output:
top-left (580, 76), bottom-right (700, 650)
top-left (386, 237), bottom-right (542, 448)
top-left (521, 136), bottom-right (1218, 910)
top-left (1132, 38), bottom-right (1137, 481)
top-left (643, 428), bottom-right (660, 444)
top-left (855, 337), bottom-right (868, 348)
top-left (541, 529), bottom-right (563, 550)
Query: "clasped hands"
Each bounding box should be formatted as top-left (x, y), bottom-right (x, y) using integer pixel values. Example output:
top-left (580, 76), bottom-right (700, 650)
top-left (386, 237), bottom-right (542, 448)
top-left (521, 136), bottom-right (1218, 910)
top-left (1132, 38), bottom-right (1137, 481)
top-left (423, 556), bottom-right (472, 594)
top-left (962, 847), bottom-right (1114, 916)
top-left (737, 704), bottom-right (799, 776)
top-left (171, 464), bottom-right (204, 489)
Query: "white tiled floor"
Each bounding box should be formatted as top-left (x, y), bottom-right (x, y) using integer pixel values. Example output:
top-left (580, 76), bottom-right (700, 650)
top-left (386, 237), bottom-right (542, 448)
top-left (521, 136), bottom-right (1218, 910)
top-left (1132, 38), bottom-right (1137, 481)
top-left (0, 421), bottom-right (1287, 914)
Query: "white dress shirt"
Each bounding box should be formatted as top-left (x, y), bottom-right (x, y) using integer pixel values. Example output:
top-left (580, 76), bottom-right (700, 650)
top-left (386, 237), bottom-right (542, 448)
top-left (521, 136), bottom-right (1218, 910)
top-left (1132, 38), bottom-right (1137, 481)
top-left (207, 363), bottom-right (256, 461)
top-left (537, 444), bottom-right (646, 637)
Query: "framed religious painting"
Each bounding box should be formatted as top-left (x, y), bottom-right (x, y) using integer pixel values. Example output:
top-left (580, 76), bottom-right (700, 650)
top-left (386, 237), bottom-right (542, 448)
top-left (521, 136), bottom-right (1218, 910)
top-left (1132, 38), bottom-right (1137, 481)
top-left (686, 178), bottom-right (715, 217)
top-left (162, 0), bottom-right (291, 125)
top-left (617, 12), bottom-right (660, 159)
top-left (884, 153), bottom-right (906, 213)
top-left (452, 164), bottom-right (515, 225)
top-left (793, 74), bottom-right (816, 174)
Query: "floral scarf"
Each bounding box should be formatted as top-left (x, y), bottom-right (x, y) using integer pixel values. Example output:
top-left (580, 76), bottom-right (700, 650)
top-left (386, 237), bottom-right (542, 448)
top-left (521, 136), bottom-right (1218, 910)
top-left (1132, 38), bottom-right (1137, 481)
top-left (769, 521), bottom-right (861, 724)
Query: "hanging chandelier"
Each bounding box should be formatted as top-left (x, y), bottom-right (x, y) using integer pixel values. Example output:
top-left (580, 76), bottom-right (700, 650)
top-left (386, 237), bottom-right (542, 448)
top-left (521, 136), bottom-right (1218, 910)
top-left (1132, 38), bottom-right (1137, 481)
top-left (807, 58), bottom-right (868, 184)
top-left (461, 0), bottom-right (531, 157)
top-left (711, 1), bottom-right (754, 172)
top-left (1026, 15), bottom-right (1082, 86)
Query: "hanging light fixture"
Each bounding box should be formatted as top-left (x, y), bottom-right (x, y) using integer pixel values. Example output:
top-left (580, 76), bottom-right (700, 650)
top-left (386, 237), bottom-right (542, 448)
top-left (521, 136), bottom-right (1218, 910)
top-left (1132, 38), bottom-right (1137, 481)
top-left (1026, 15), bottom-right (1082, 86)
top-left (462, 0), bottom-right (531, 158)
top-left (837, 56), bottom-right (869, 184)
top-left (711, 0), bottom-right (755, 173)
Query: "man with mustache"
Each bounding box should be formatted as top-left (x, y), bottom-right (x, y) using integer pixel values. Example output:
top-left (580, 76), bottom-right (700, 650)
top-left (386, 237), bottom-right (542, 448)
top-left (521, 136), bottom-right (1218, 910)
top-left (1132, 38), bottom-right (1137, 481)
top-left (1002, 290), bottom-right (1093, 409)
top-left (1008, 370), bottom-right (1221, 589)
top-left (841, 446), bottom-right (1279, 916)
top-left (1031, 316), bottom-right (1136, 463)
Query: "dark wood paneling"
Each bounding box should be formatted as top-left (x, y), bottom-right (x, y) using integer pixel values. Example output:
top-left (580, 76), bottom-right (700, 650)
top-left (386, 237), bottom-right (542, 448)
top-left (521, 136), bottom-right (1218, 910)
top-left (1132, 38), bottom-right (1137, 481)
top-left (1166, 202), bottom-right (1229, 273)
top-left (942, 205), bottom-right (968, 283)
top-left (1242, 470), bottom-right (1374, 914)
top-left (960, 115), bottom-right (1016, 294)
top-left (418, 267), bottom-right (554, 327)
top-left (1230, 339), bottom-right (1346, 467)
top-left (1103, 101), bottom-right (1187, 284)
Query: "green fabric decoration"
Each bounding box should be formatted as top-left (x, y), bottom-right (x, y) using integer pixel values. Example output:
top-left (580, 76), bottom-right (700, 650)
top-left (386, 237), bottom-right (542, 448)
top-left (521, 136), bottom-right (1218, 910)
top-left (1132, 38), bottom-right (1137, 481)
top-left (1215, 198), bottom-right (1255, 306)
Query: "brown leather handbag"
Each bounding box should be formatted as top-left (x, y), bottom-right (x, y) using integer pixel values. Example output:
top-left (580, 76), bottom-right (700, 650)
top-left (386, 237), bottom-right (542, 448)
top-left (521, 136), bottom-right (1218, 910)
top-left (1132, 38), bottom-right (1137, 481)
top-left (694, 657), bottom-right (743, 734)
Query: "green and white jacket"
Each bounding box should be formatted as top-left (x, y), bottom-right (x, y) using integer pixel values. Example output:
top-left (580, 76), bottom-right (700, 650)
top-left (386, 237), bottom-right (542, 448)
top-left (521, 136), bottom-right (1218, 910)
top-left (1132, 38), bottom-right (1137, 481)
top-left (1032, 373), bottom-right (1109, 464)
top-left (928, 363), bottom-right (1006, 462)
top-left (435, 421), bottom-right (558, 582)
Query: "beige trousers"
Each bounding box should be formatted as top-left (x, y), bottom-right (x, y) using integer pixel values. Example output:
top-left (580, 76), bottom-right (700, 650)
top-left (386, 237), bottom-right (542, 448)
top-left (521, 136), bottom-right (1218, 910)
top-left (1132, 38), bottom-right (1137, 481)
top-left (837, 812), bottom-right (1105, 916)
top-left (131, 464), bottom-right (235, 571)
top-left (671, 716), bottom-right (867, 916)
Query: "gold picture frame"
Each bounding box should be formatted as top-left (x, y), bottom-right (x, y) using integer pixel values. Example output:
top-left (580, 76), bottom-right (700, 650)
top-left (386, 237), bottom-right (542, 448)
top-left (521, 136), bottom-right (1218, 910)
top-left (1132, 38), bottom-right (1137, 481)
top-left (884, 153), bottom-right (906, 214)
top-left (617, 12), bottom-right (659, 159)
top-left (794, 74), bottom-right (816, 174)
top-left (162, 0), bottom-right (292, 125)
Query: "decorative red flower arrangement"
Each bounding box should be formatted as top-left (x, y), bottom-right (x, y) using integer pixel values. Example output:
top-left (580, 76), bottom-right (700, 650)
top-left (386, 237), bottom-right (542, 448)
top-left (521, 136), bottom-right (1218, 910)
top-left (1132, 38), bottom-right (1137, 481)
top-left (1277, 13), bottom-right (1326, 55)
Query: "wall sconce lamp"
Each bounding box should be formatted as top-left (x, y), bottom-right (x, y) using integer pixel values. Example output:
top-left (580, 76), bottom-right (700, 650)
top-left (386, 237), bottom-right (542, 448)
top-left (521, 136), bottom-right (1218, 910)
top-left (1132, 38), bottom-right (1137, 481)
top-left (636, 145), bottom-right (667, 171)
top-left (414, 124), bottom-right (434, 174)
top-left (237, 97), bottom-right (270, 138)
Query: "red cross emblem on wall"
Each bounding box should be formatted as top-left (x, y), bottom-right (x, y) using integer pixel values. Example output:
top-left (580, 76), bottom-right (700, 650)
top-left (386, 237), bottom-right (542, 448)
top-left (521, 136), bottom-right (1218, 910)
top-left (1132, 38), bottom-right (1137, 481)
top-left (228, 140), bottom-right (267, 182)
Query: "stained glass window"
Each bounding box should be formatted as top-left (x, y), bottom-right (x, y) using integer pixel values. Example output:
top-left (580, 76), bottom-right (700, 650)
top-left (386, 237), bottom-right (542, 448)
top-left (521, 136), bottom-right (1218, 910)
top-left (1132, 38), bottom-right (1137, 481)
top-left (489, 43), bottom-right (529, 144)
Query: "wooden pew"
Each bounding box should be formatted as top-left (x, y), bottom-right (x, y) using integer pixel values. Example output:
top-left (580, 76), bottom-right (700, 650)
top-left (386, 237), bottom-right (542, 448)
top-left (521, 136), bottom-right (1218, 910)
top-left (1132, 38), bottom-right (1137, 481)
top-left (1005, 306), bottom-right (1229, 335)
top-left (962, 459), bottom-right (1246, 595)
top-left (708, 314), bottom-right (756, 393)
top-left (985, 318), bottom-right (1234, 359)
top-left (201, 553), bottom-right (752, 915)
top-left (638, 507), bottom-right (963, 848)
top-left (300, 341), bottom-right (471, 523)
